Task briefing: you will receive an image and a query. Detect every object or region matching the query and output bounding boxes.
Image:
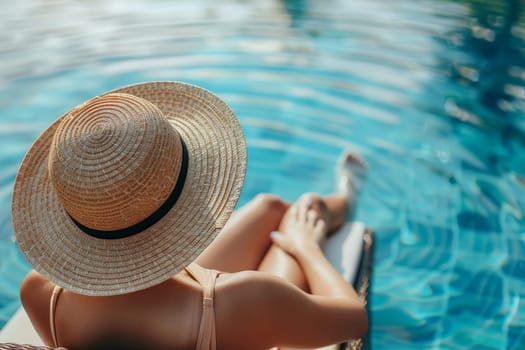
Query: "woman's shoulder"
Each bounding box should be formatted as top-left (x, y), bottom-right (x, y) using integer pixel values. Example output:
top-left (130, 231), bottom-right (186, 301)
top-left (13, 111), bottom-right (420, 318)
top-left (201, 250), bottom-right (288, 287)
top-left (20, 270), bottom-right (57, 318)
top-left (20, 270), bottom-right (57, 345)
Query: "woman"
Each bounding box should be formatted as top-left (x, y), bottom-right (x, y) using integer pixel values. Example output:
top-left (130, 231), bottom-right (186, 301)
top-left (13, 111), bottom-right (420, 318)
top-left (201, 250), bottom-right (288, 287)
top-left (12, 82), bottom-right (368, 350)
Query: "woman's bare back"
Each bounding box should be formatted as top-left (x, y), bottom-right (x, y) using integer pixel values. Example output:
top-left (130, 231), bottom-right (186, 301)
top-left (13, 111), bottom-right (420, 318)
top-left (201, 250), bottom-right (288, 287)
top-left (22, 270), bottom-right (203, 349)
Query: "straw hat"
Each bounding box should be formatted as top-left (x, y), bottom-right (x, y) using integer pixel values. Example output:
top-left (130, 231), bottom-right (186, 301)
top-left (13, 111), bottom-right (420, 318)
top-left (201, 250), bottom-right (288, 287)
top-left (12, 82), bottom-right (246, 296)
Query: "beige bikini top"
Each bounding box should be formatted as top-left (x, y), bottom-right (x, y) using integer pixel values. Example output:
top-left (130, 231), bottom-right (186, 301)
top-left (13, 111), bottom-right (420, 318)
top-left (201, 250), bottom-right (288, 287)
top-left (49, 263), bottom-right (221, 350)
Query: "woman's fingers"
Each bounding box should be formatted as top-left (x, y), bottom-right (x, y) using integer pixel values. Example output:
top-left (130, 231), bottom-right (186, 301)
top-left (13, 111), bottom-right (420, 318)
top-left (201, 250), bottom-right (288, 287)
top-left (297, 203), bottom-right (308, 223)
top-left (306, 209), bottom-right (318, 225)
top-left (270, 231), bottom-right (293, 255)
top-left (289, 204), bottom-right (298, 219)
top-left (315, 219), bottom-right (328, 240)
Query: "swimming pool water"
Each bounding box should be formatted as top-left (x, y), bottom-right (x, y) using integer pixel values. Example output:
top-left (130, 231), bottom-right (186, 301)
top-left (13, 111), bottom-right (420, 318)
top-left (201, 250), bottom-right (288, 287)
top-left (1, 0), bottom-right (525, 348)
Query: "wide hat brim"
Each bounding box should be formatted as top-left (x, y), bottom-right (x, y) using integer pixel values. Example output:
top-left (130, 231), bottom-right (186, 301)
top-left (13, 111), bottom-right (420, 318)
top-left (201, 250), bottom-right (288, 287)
top-left (12, 82), bottom-right (246, 296)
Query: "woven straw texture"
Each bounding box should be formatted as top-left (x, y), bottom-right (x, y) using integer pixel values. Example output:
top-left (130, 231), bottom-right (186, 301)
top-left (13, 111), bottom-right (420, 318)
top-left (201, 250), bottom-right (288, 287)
top-left (48, 93), bottom-right (182, 231)
top-left (12, 82), bottom-right (246, 296)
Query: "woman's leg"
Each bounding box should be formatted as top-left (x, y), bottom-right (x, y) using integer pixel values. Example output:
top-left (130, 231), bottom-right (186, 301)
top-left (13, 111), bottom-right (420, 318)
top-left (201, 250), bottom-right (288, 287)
top-left (258, 152), bottom-right (367, 291)
top-left (195, 193), bottom-right (290, 272)
top-left (194, 192), bottom-right (350, 273)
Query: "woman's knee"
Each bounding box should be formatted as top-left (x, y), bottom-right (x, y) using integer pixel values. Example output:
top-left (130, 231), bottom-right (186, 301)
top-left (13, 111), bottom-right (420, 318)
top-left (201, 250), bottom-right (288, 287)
top-left (297, 192), bottom-right (322, 204)
top-left (296, 192), bottom-right (329, 219)
top-left (252, 193), bottom-right (288, 215)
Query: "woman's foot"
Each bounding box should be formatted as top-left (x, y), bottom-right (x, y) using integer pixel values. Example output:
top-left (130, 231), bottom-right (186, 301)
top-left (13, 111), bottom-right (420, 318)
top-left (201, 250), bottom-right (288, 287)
top-left (332, 151), bottom-right (368, 225)
top-left (337, 151), bottom-right (367, 196)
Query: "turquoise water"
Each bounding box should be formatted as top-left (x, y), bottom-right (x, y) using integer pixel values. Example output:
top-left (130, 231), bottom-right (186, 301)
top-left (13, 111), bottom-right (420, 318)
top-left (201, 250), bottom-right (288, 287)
top-left (1, 0), bottom-right (525, 348)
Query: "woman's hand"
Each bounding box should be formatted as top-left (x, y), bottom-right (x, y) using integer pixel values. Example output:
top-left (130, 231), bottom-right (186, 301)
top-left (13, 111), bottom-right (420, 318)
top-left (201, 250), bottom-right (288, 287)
top-left (270, 203), bottom-right (327, 257)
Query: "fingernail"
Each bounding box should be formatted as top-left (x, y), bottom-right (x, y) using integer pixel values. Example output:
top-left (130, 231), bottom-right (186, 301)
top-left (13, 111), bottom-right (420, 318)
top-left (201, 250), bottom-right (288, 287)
top-left (270, 231), bottom-right (279, 239)
top-left (305, 198), bottom-right (313, 207)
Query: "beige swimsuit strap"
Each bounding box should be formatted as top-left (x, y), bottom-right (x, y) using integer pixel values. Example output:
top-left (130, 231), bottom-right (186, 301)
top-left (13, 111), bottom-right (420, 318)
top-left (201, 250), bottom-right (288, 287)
top-left (49, 285), bottom-right (63, 347)
top-left (185, 263), bottom-right (220, 350)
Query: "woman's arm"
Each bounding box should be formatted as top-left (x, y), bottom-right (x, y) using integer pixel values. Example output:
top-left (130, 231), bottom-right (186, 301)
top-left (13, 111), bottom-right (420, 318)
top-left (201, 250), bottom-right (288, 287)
top-left (269, 233), bottom-right (368, 342)
top-left (218, 271), bottom-right (367, 349)
top-left (293, 240), bottom-right (364, 303)
top-left (225, 203), bottom-right (368, 348)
